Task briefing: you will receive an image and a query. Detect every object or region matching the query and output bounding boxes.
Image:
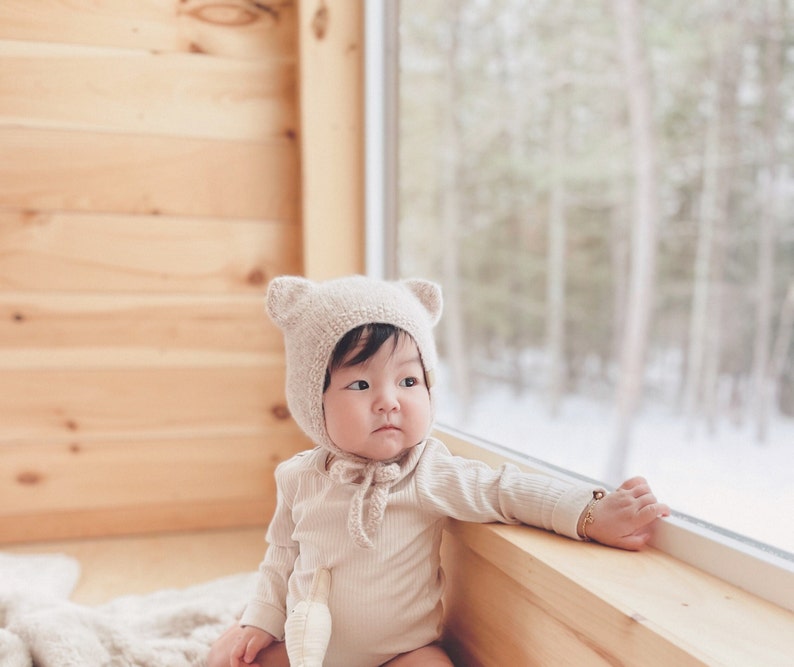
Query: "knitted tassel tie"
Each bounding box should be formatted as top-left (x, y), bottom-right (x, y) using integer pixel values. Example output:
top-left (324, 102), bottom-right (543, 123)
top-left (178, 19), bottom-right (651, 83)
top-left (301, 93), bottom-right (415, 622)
top-left (329, 459), bottom-right (401, 549)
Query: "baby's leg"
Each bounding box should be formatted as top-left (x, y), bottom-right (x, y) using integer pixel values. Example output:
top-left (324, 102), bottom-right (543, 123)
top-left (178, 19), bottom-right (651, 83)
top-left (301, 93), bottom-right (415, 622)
top-left (383, 643), bottom-right (454, 666)
top-left (207, 624), bottom-right (289, 667)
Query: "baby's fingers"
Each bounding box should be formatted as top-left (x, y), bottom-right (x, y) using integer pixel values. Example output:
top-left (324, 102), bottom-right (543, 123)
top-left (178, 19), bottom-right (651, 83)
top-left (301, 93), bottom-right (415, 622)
top-left (231, 633), bottom-right (267, 667)
top-left (617, 476), bottom-right (648, 492)
top-left (628, 502), bottom-right (670, 544)
top-left (637, 500), bottom-right (670, 523)
top-left (244, 636), bottom-right (270, 664)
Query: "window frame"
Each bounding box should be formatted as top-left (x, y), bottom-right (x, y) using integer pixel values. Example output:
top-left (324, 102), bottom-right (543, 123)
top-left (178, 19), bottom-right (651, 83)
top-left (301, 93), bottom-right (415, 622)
top-left (364, 0), bottom-right (794, 613)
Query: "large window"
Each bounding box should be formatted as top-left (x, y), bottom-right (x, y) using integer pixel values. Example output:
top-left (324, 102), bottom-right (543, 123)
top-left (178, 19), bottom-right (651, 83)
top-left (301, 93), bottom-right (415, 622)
top-left (389, 0), bottom-right (794, 558)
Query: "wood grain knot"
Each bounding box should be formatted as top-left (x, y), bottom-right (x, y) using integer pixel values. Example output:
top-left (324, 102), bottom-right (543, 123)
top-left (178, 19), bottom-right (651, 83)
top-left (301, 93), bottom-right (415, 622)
top-left (271, 404), bottom-right (290, 420)
top-left (253, 2), bottom-right (281, 21)
top-left (311, 1), bottom-right (329, 39)
top-left (16, 471), bottom-right (43, 485)
top-left (65, 419), bottom-right (79, 431)
top-left (21, 209), bottom-right (47, 225)
top-left (12, 312), bottom-right (25, 322)
top-left (184, 4), bottom-right (260, 27)
top-left (247, 268), bottom-right (266, 286)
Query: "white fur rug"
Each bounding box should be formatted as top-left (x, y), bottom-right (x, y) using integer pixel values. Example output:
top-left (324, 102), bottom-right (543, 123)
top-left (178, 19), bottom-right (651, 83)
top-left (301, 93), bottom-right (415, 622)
top-left (0, 552), bottom-right (254, 667)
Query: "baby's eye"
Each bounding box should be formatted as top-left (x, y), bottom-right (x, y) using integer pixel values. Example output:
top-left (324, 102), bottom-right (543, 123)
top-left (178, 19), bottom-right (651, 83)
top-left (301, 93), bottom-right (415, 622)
top-left (346, 380), bottom-right (369, 390)
top-left (399, 377), bottom-right (419, 388)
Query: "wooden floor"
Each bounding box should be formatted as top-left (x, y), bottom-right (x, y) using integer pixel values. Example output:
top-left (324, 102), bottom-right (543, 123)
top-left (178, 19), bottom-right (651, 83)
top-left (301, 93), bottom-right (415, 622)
top-left (4, 527), bottom-right (267, 604)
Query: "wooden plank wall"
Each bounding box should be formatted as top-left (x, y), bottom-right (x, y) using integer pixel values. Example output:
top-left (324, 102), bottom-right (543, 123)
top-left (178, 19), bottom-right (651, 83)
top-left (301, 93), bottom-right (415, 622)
top-left (0, 0), bottom-right (311, 543)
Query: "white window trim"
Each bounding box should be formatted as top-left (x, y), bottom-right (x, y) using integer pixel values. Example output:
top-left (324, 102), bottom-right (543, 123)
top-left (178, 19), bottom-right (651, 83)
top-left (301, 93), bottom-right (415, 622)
top-left (364, 0), bottom-right (794, 613)
top-left (364, 0), bottom-right (399, 280)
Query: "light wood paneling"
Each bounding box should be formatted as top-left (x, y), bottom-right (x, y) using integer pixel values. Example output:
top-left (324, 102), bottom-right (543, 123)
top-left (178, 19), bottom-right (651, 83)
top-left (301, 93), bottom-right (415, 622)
top-left (0, 294), bottom-right (277, 353)
top-left (297, 0), bottom-right (365, 279)
top-left (0, 129), bottom-right (299, 220)
top-left (0, 0), bottom-right (303, 541)
top-left (0, 0), bottom-right (296, 60)
top-left (0, 40), bottom-right (296, 141)
top-left (1, 366), bottom-right (289, 441)
top-left (442, 524), bottom-right (698, 666)
top-left (1, 420), bottom-right (312, 543)
top-left (0, 212), bottom-right (299, 293)
top-left (0, 499), bottom-right (276, 544)
top-left (442, 532), bottom-right (621, 666)
top-left (1, 433), bottom-right (292, 515)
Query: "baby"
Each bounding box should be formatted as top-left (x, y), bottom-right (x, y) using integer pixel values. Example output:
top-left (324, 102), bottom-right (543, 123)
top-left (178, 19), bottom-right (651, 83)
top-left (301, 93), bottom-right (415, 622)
top-left (208, 275), bottom-right (669, 667)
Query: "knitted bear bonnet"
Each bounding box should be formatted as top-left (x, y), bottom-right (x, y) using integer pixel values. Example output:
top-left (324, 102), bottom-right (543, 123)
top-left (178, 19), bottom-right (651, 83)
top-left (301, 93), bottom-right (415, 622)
top-left (266, 275), bottom-right (443, 457)
top-left (266, 276), bottom-right (443, 549)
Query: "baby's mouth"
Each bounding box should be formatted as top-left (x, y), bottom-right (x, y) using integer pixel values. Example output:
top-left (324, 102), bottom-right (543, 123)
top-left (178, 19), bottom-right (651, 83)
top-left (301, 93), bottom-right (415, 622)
top-left (374, 423), bottom-right (399, 432)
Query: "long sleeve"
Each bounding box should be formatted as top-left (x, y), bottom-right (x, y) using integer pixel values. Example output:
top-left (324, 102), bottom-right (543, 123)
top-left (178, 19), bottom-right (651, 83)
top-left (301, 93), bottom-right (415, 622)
top-left (239, 460), bottom-right (300, 640)
top-left (414, 439), bottom-right (597, 540)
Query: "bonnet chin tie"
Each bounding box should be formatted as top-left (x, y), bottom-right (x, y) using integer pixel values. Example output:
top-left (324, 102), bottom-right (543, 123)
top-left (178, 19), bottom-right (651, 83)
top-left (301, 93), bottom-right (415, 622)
top-left (329, 459), bottom-right (401, 549)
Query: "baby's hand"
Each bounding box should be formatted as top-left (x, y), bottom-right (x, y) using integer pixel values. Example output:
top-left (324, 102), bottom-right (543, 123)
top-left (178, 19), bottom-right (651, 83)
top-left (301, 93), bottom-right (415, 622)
top-left (231, 626), bottom-right (275, 666)
top-left (584, 476), bottom-right (670, 551)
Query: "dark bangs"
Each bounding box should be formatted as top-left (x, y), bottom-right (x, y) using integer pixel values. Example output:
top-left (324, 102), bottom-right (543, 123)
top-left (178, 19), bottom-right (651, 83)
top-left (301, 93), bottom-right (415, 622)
top-left (323, 323), bottom-right (405, 391)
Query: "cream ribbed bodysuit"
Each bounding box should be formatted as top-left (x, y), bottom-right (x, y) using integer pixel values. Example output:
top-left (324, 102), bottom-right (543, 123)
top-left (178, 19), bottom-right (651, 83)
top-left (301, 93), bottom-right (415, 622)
top-left (240, 438), bottom-right (596, 667)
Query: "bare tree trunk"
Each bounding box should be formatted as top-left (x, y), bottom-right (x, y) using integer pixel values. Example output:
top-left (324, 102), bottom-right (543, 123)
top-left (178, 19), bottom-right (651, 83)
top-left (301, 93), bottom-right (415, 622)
top-left (545, 85), bottom-right (568, 417)
top-left (751, 0), bottom-right (784, 443)
top-left (609, 106), bottom-right (630, 373)
top-left (752, 169), bottom-right (781, 443)
top-left (769, 284), bottom-right (794, 384)
top-left (771, 284), bottom-right (794, 416)
top-left (684, 7), bottom-right (742, 435)
top-left (439, 0), bottom-right (471, 419)
top-left (683, 82), bottom-right (719, 435)
top-left (702, 6), bottom-right (743, 433)
top-left (495, 9), bottom-right (531, 396)
top-left (605, 0), bottom-right (661, 484)
top-left (702, 172), bottom-right (729, 435)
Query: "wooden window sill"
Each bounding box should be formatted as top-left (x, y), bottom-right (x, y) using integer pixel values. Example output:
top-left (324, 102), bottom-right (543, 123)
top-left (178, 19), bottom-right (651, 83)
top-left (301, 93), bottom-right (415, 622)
top-left (439, 431), bottom-right (794, 666)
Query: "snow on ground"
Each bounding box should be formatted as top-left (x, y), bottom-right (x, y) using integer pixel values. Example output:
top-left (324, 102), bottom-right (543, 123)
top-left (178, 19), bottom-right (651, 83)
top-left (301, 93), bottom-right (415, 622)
top-left (435, 382), bottom-right (794, 554)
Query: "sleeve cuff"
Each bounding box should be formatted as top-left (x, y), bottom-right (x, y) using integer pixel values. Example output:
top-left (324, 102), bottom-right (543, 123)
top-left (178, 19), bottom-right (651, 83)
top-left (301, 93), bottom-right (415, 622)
top-left (239, 600), bottom-right (287, 641)
top-left (551, 484), bottom-right (606, 540)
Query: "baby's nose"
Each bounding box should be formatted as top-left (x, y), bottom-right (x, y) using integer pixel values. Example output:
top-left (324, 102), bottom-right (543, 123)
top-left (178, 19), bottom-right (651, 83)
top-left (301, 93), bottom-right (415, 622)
top-left (375, 388), bottom-right (399, 412)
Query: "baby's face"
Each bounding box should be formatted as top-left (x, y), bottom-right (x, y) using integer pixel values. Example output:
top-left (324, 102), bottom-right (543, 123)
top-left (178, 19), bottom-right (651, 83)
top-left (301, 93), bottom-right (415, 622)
top-left (322, 335), bottom-right (432, 461)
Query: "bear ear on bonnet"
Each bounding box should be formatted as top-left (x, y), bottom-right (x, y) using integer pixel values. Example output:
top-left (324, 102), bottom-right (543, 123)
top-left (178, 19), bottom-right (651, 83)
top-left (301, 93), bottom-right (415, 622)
top-left (266, 274), bottom-right (443, 330)
top-left (402, 279), bottom-right (443, 326)
top-left (266, 275), bottom-right (313, 328)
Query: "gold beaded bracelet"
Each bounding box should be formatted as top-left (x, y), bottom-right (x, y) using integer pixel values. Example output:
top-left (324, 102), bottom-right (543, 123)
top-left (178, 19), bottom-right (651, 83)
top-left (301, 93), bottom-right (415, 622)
top-left (580, 490), bottom-right (605, 541)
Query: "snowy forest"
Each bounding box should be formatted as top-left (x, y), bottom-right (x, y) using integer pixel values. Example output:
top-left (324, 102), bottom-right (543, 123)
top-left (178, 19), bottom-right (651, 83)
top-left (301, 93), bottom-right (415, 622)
top-left (396, 0), bottom-right (793, 551)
